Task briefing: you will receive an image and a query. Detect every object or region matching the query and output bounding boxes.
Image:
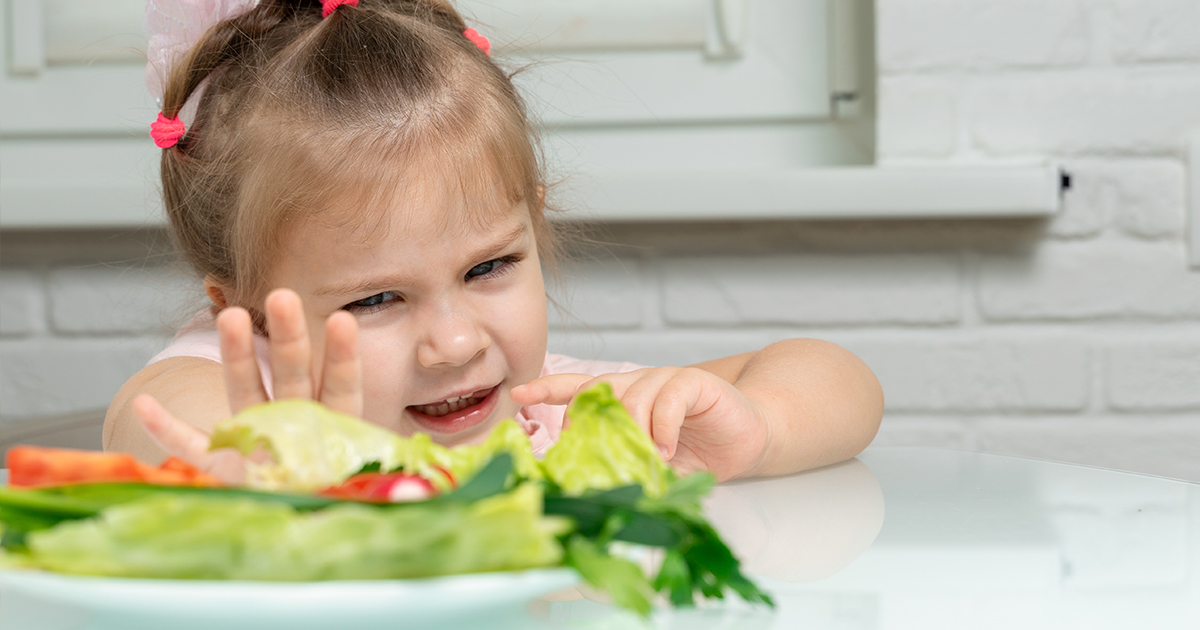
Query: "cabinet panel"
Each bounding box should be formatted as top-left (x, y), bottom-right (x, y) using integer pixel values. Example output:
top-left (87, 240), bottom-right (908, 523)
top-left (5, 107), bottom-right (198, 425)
top-left (0, 137), bottom-right (160, 227)
top-left (3, 0), bottom-right (834, 134)
top-left (0, 0), bottom-right (893, 227)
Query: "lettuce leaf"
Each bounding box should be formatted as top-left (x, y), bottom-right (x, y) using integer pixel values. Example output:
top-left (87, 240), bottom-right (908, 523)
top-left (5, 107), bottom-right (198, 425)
top-left (541, 383), bottom-right (672, 497)
top-left (22, 484), bottom-right (568, 580)
top-left (440, 420), bottom-right (544, 486)
top-left (209, 401), bottom-right (539, 492)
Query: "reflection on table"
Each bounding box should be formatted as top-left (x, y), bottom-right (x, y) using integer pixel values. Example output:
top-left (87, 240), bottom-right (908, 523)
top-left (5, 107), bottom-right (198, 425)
top-left (538, 447), bottom-right (1200, 630)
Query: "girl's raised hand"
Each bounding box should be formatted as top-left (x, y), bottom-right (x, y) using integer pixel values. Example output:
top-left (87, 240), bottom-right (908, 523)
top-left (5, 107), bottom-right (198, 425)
top-left (133, 288), bottom-right (362, 483)
top-left (511, 367), bottom-right (771, 481)
top-left (219, 289), bottom-right (362, 418)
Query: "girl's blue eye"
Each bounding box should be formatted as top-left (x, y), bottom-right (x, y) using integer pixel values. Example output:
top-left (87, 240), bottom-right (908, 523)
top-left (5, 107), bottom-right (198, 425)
top-left (466, 257), bottom-right (517, 280)
top-left (343, 291), bottom-right (400, 312)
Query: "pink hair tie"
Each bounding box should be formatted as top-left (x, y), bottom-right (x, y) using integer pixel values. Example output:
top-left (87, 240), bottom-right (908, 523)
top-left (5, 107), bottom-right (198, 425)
top-left (463, 28), bottom-right (490, 56)
top-left (321, 0), bottom-right (357, 18)
top-left (151, 112), bottom-right (186, 148)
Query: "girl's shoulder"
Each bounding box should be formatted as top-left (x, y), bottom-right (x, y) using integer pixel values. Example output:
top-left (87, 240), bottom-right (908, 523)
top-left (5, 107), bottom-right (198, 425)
top-left (146, 309), bottom-right (275, 396)
top-left (147, 309), bottom-right (222, 365)
top-left (102, 356), bottom-right (228, 460)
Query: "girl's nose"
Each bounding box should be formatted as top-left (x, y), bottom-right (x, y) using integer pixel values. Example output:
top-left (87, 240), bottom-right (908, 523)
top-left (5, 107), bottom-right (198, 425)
top-left (416, 307), bottom-right (490, 368)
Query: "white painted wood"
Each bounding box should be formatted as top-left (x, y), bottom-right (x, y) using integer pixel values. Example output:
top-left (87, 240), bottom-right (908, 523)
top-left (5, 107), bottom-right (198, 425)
top-left (465, 0), bottom-right (714, 53)
top-left (561, 164), bottom-right (1062, 222)
top-left (3, 0), bottom-right (830, 133)
top-left (1190, 130), bottom-right (1200, 268)
top-left (829, 0), bottom-right (868, 119)
top-left (0, 0), bottom-right (877, 227)
top-left (830, 0), bottom-right (861, 98)
top-left (32, 0), bottom-right (750, 61)
top-left (544, 120), bottom-right (873, 171)
top-left (44, 0), bottom-right (146, 65)
top-left (0, 182), bottom-right (159, 228)
top-left (710, 0), bottom-right (751, 58)
top-left (8, 0), bottom-right (46, 74)
top-left (0, 137), bottom-right (161, 228)
top-left (1, 155), bottom-right (1060, 228)
top-left (508, 0), bottom-right (831, 125)
top-left (0, 1), bottom-right (155, 135)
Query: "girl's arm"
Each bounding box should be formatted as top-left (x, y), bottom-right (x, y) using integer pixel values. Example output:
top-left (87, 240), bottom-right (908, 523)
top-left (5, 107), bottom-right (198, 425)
top-left (691, 339), bottom-right (884, 478)
top-left (104, 358), bottom-right (232, 462)
top-left (512, 339), bottom-right (884, 481)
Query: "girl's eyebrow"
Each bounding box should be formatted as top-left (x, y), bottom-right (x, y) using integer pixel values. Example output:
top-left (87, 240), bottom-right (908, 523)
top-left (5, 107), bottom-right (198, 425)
top-left (312, 222), bottom-right (528, 297)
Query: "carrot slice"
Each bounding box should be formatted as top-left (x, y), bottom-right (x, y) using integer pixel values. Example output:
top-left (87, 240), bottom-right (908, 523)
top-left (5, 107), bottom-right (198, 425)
top-left (6, 446), bottom-right (221, 488)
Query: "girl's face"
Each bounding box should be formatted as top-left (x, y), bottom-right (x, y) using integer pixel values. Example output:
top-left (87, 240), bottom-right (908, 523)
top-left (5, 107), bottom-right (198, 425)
top-left (267, 181), bottom-right (549, 447)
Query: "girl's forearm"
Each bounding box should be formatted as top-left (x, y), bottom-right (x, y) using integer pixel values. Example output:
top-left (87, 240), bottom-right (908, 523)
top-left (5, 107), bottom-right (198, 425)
top-left (730, 339), bottom-right (884, 479)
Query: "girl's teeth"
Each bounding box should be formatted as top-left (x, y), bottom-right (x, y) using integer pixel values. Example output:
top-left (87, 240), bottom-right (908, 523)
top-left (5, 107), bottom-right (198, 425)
top-left (415, 395), bottom-right (483, 417)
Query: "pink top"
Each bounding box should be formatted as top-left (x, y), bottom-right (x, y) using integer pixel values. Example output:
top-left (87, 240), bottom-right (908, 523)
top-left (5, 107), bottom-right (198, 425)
top-left (147, 311), bottom-right (645, 456)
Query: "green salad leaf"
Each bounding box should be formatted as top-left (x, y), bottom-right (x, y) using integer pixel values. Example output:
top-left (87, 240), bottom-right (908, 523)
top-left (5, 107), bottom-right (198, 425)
top-left (209, 401), bottom-right (538, 492)
top-left (563, 535), bottom-right (656, 616)
top-left (541, 383), bottom-right (673, 497)
top-left (22, 483), bottom-right (567, 580)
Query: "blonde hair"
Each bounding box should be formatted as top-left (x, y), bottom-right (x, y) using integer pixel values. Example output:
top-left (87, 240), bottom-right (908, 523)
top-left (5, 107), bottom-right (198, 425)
top-left (159, 0), bottom-right (559, 308)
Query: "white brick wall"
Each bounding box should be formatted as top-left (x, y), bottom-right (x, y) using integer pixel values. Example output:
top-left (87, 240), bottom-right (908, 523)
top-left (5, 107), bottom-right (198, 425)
top-left (0, 259), bottom-right (195, 424)
top-left (1106, 341), bottom-right (1200, 410)
top-left (660, 254), bottom-right (961, 326)
top-left (1, 0), bottom-right (1198, 482)
top-left (0, 337), bottom-right (170, 418)
top-left (1108, 0), bottom-right (1200, 63)
top-left (878, 0), bottom-right (1090, 72)
top-left (0, 270), bottom-right (45, 337)
top-left (978, 240), bottom-right (1200, 320)
top-left (871, 0), bottom-right (1199, 482)
top-left (47, 266), bottom-right (197, 335)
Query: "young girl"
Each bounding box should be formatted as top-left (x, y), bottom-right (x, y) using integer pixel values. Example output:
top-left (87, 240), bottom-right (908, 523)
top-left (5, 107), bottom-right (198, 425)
top-left (105, 0), bottom-right (883, 483)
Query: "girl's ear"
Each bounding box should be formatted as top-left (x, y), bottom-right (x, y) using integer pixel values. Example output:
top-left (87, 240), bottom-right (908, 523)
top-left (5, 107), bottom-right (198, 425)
top-left (534, 184), bottom-right (546, 210)
top-left (203, 275), bottom-right (230, 309)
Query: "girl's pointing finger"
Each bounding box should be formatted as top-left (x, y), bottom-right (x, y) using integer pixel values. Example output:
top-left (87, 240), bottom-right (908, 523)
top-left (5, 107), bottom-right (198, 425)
top-left (510, 373), bottom-right (594, 406)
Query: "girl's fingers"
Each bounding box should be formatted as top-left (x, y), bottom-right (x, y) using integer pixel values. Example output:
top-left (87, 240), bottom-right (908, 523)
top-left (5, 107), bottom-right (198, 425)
top-left (133, 394), bottom-right (210, 461)
top-left (319, 310), bottom-right (362, 417)
top-left (612, 368), bottom-right (677, 435)
top-left (132, 394), bottom-right (245, 484)
top-left (648, 375), bottom-right (706, 460)
top-left (510, 373), bottom-right (594, 406)
top-left (218, 307), bottom-right (269, 414)
top-left (265, 289), bottom-right (314, 401)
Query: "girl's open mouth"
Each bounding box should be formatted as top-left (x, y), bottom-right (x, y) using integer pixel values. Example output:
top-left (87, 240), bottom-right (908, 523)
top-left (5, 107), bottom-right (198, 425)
top-left (407, 385), bottom-right (499, 435)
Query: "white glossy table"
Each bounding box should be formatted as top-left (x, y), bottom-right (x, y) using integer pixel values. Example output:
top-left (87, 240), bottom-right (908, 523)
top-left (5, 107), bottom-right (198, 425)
top-left (3, 448), bottom-right (1197, 629)
top-left (539, 447), bottom-right (1200, 629)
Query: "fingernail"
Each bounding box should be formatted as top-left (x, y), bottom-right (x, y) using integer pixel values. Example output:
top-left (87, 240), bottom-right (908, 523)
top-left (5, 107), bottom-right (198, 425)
top-left (657, 444), bottom-right (669, 459)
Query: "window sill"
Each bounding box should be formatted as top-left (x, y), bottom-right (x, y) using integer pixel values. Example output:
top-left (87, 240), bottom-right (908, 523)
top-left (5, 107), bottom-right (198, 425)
top-left (0, 164), bottom-right (1061, 230)
top-left (559, 164), bottom-right (1062, 223)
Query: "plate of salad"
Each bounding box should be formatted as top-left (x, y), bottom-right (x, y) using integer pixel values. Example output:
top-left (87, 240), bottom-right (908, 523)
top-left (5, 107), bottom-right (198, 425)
top-left (0, 384), bottom-right (771, 630)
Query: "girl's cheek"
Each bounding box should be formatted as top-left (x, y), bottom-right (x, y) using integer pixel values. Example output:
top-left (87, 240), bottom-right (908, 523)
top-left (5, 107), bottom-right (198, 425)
top-left (355, 325), bottom-right (408, 393)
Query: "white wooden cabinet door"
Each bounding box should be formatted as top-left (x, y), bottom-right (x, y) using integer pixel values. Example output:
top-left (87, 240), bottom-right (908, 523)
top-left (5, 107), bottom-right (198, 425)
top-left (1, 0), bottom-right (873, 227)
top-left (2, 0), bottom-right (160, 227)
